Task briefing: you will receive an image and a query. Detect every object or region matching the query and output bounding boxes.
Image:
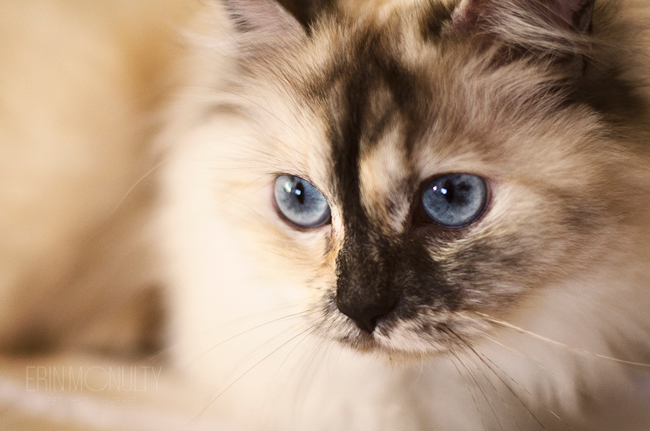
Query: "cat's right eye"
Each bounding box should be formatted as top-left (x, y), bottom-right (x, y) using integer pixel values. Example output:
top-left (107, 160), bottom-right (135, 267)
top-left (274, 175), bottom-right (331, 229)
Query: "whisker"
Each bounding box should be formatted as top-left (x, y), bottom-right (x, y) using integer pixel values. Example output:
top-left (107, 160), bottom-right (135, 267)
top-left (290, 335), bottom-right (329, 430)
top-left (448, 327), bottom-right (549, 431)
top-left (221, 300), bottom-right (315, 326)
top-left (444, 326), bottom-right (514, 431)
top-left (324, 339), bottom-right (343, 377)
top-left (472, 353), bottom-right (548, 430)
top-left (449, 352), bottom-right (490, 431)
top-left (476, 312), bottom-right (650, 368)
top-left (206, 311), bottom-right (321, 388)
top-left (186, 308), bottom-right (317, 368)
top-left (190, 322), bottom-right (306, 414)
top-left (258, 323), bottom-right (325, 429)
top-left (216, 88), bottom-right (295, 133)
top-left (108, 161), bottom-right (164, 218)
top-left (407, 352), bottom-right (426, 392)
top-left (460, 352), bottom-right (523, 431)
top-left (483, 334), bottom-right (596, 403)
top-left (138, 300), bottom-right (313, 364)
top-left (189, 325), bottom-right (316, 425)
top-left (214, 177), bottom-right (269, 208)
top-left (475, 348), bottom-right (577, 431)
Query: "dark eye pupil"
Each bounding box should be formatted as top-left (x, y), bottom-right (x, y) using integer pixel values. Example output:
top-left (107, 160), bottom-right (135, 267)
top-left (440, 180), bottom-right (453, 203)
top-left (294, 182), bottom-right (305, 204)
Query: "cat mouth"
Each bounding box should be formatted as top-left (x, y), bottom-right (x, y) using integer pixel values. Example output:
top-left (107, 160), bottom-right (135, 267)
top-left (321, 305), bottom-right (491, 360)
top-left (344, 321), bottom-right (454, 357)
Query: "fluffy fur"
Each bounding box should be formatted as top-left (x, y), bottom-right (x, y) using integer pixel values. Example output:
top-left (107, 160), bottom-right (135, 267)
top-left (2, 0), bottom-right (650, 430)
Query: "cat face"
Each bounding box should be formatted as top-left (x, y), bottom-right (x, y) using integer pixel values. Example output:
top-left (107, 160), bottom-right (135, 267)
top-left (204, 0), bottom-right (641, 360)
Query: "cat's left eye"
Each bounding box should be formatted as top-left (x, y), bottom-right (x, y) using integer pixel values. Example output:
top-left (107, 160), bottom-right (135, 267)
top-left (420, 173), bottom-right (488, 228)
top-left (274, 175), bottom-right (331, 229)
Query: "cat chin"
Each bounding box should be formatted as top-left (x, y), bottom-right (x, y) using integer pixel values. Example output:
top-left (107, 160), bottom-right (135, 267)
top-left (329, 334), bottom-right (475, 368)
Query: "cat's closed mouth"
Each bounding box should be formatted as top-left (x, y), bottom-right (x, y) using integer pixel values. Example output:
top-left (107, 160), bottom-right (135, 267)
top-left (319, 291), bottom-right (493, 361)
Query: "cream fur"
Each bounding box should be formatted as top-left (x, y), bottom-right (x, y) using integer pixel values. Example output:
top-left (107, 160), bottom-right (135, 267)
top-left (2, 1), bottom-right (650, 430)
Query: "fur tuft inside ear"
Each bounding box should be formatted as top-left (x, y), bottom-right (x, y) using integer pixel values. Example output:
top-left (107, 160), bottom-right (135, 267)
top-left (222, 0), bottom-right (302, 35)
top-left (549, 0), bottom-right (595, 33)
top-left (220, 0), bottom-right (308, 55)
top-left (452, 0), bottom-right (595, 34)
top-left (447, 0), bottom-right (597, 74)
top-left (222, 0), bottom-right (332, 37)
top-left (274, 0), bottom-right (334, 33)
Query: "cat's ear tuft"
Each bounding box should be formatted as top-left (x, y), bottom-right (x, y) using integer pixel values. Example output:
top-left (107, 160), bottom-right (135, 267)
top-left (449, 0), bottom-right (489, 31)
top-left (222, 0), bottom-right (332, 37)
top-left (222, 0), bottom-right (302, 36)
top-left (547, 0), bottom-right (596, 33)
top-left (274, 0), bottom-right (334, 33)
top-left (448, 0), bottom-right (596, 74)
top-left (219, 0), bottom-right (316, 57)
top-left (451, 0), bottom-right (595, 34)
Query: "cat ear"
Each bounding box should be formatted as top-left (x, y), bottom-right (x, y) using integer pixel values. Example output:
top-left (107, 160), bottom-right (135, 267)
top-left (222, 0), bottom-right (303, 38)
top-left (273, 0), bottom-right (334, 33)
top-left (452, 0), bottom-right (595, 34)
top-left (222, 0), bottom-right (332, 38)
top-left (551, 0), bottom-right (596, 33)
top-left (448, 0), bottom-right (596, 73)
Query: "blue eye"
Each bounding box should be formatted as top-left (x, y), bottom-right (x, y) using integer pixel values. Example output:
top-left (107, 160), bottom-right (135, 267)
top-left (274, 175), bottom-right (331, 228)
top-left (421, 174), bottom-right (488, 228)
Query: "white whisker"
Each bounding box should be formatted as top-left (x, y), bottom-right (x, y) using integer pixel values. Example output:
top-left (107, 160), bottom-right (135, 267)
top-left (449, 352), bottom-right (491, 431)
top-left (186, 308), bottom-right (317, 368)
top-left (108, 161), bottom-right (165, 218)
top-left (477, 312), bottom-right (650, 368)
top-left (190, 325), bottom-right (316, 425)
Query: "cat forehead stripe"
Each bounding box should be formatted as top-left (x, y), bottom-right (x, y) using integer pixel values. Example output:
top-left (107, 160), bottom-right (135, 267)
top-left (314, 26), bottom-right (427, 234)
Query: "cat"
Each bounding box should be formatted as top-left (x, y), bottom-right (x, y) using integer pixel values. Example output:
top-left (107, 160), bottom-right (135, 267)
top-left (157, 0), bottom-right (650, 429)
top-left (2, 0), bottom-right (650, 430)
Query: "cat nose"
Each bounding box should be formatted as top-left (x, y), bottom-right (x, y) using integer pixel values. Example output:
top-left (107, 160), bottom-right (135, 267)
top-left (336, 294), bottom-right (397, 334)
